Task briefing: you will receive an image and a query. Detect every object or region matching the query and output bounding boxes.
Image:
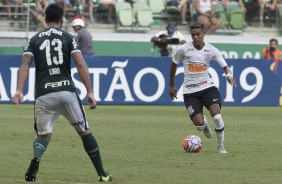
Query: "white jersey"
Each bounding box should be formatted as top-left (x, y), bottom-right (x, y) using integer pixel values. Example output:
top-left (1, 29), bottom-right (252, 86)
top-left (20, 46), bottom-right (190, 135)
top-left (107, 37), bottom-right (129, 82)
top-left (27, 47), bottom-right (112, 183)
top-left (172, 41), bottom-right (227, 94)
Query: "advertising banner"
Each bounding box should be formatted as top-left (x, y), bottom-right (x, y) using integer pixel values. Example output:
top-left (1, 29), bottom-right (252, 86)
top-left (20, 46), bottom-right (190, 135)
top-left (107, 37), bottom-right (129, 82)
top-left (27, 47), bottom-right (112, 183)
top-left (0, 55), bottom-right (281, 106)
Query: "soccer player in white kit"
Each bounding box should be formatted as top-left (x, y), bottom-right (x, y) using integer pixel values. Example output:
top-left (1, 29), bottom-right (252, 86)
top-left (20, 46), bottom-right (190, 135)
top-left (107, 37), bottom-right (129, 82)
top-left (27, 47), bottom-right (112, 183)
top-left (169, 22), bottom-right (236, 153)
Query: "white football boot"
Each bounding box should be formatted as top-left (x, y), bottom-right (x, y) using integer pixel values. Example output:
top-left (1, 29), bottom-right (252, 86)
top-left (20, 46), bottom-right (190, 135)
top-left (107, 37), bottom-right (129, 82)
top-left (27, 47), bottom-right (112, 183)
top-left (217, 145), bottom-right (228, 154)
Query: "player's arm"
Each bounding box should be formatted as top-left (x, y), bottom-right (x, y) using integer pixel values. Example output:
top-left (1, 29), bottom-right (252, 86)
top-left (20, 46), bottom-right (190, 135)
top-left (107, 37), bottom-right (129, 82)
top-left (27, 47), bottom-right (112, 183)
top-left (169, 62), bottom-right (177, 100)
top-left (12, 54), bottom-right (33, 107)
top-left (214, 46), bottom-right (237, 87)
top-left (223, 66), bottom-right (237, 87)
top-left (72, 51), bottom-right (96, 109)
top-left (169, 46), bottom-right (185, 100)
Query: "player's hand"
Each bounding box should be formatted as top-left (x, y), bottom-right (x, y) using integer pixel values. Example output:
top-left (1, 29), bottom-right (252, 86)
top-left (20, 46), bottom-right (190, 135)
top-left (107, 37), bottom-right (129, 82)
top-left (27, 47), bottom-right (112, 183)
top-left (169, 86), bottom-right (177, 100)
top-left (227, 76), bottom-right (237, 87)
top-left (87, 93), bottom-right (97, 109)
top-left (12, 91), bottom-right (24, 108)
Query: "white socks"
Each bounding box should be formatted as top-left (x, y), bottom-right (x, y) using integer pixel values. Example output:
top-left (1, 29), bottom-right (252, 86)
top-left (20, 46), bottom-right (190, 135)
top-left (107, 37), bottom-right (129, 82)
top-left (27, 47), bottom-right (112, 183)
top-left (213, 114), bottom-right (225, 146)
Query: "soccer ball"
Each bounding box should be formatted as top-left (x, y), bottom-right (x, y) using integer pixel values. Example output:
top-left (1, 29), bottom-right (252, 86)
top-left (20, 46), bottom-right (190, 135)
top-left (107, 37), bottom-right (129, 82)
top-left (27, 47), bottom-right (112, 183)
top-left (182, 135), bottom-right (203, 153)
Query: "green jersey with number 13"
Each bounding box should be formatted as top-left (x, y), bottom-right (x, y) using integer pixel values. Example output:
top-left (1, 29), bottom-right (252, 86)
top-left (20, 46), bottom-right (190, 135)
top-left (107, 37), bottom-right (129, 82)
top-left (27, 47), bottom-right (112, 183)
top-left (23, 27), bottom-right (81, 99)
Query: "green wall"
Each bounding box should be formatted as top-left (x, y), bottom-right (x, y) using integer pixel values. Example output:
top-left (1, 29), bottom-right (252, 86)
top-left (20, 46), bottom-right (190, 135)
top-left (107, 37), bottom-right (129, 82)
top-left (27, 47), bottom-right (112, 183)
top-left (0, 47), bottom-right (24, 55)
top-left (0, 41), bottom-right (278, 59)
top-left (94, 41), bottom-right (160, 57)
top-left (0, 41), bottom-right (159, 56)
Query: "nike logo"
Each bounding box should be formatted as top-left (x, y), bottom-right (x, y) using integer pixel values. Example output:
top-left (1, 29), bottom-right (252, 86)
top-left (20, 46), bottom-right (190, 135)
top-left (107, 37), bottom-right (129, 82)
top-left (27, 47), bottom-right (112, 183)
top-left (212, 99), bottom-right (218, 101)
top-left (185, 56), bottom-right (192, 59)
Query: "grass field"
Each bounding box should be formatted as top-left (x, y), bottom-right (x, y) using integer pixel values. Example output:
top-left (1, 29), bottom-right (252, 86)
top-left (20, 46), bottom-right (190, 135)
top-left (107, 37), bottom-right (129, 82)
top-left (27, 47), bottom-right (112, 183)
top-left (0, 104), bottom-right (282, 184)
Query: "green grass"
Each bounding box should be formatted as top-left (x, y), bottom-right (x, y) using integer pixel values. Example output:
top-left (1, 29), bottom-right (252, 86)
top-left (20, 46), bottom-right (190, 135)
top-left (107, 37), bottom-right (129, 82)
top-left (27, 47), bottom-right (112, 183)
top-left (0, 105), bottom-right (282, 184)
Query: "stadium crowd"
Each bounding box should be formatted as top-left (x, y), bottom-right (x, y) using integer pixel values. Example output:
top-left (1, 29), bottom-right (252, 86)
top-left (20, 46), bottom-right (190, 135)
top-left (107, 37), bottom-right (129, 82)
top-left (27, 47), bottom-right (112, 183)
top-left (0, 0), bottom-right (281, 33)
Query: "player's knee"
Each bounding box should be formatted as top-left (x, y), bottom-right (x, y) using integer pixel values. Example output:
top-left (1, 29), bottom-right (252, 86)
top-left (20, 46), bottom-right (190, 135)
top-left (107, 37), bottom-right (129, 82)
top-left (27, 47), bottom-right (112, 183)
top-left (191, 114), bottom-right (205, 127)
top-left (38, 133), bottom-right (51, 141)
top-left (78, 129), bottom-right (91, 137)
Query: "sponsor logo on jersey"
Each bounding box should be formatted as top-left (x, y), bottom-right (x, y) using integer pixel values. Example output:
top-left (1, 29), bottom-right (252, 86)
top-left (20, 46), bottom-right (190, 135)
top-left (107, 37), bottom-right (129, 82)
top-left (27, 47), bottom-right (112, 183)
top-left (204, 53), bottom-right (212, 63)
top-left (39, 28), bottom-right (63, 37)
top-left (49, 67), bottom-right (61, 75)
top-left (45, 80), bottom-right (70, 88)
top-left (184, 55), bottom-right (192, 59)
top-left (188, 64), bottom-right (207, 72)
top-left (72, 38), bottom-right (78, 49)
top-left (186, 80), bottom-right (207, 88)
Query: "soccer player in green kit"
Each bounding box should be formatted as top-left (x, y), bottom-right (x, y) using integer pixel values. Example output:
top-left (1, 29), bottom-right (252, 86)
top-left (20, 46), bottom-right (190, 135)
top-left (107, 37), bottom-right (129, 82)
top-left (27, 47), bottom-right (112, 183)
top-left (12, 3), bottom-right (112, 182)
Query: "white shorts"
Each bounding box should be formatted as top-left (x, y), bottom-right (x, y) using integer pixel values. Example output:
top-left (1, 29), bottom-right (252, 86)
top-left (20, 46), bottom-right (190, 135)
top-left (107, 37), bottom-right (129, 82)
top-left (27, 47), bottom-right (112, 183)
top-left (34, 91), bottom-right (89, 135)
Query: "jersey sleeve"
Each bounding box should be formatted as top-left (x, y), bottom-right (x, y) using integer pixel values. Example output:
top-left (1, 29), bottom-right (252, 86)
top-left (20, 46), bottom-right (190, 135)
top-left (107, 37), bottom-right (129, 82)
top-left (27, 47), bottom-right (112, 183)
top-left (23, 38), bottom-right (34, 56)
top-left (70, 36), bottom-right (81, 54)
top-left (172, 45), bottom-right (185, 64)
top-left (213, 46), bottom-right (227, 68)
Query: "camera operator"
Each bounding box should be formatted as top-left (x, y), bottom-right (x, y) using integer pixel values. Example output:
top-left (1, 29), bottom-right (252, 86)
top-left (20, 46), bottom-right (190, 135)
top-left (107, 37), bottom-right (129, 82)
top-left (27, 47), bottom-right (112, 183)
top-left (262, 38), bottom-right (282, 59)
top-left (151, 21), bottom-right (186, 57)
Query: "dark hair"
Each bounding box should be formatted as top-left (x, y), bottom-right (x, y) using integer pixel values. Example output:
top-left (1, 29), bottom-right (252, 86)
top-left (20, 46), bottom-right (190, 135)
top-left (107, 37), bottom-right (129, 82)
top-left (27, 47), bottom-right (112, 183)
top-left (269, 38), bottom-right (278, 45)
top-left (45, 3), bottom-right (64, 23)
top-left (190, 22), bottom-right (205, 31)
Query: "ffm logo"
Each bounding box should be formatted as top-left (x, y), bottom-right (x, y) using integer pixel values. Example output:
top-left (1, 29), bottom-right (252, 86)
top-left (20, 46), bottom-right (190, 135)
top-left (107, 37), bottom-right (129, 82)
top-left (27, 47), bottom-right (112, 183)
top-left (45, 80), bottom-right (70, 88)
top-left (188, 64), bottom-right (207, 72)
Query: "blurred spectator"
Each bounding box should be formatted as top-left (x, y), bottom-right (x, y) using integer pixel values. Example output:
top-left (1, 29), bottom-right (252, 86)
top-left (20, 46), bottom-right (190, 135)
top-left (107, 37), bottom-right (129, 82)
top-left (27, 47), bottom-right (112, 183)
top-left (167, 0), bottom-right (190, 25)
top-left (29, 0), bottom-right (49, 29)
top-left (72, 16), bottom-right (95, 55)
top-left (261, 38), bottom-right (282, 84)
top-left (261, 38), bottom-right (282, 59)
top-left (193, 0), bottom-right (221, 34)
top-left (93, 0), bottom-right (116, 24)
top-left (81, 0), bottom-right (95, 23)
top-left (151, 21), bottom-right (186, 57)
top-left (5, 0), bottom-right (20, 24)
top-left (258, 0), bottom-right (277, 26)
top-left (241, 0), bottom-right (260, 26)
top-left (214, 0), bottom-right (246, 12)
